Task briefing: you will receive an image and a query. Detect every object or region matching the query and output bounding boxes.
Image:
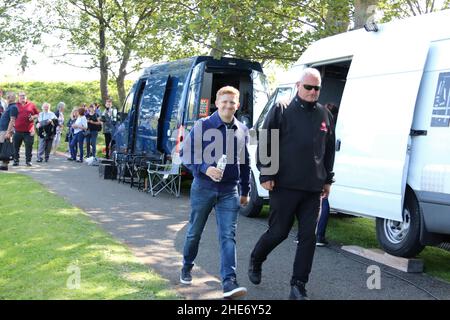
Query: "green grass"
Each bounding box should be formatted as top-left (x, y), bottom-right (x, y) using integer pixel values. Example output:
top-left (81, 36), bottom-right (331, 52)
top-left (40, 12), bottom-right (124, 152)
top-left (259, 205), bottom-right (450, 283)
top-left (327, 214), bottom-right (450, 283)
top-left (0, 173), bottom-right (178, 300)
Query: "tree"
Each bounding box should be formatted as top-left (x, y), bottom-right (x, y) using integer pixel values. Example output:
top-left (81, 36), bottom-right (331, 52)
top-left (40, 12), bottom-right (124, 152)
top-left (166, 0), bottom-right (352, 66)
top-left (50, 0), bottom-right (174, 105)
top-left (0, 0), bottom-right (42, 63)
top-left (353, 0), bottom-right (380, 29)
top-left (378, 0), bottom-right (450, 22)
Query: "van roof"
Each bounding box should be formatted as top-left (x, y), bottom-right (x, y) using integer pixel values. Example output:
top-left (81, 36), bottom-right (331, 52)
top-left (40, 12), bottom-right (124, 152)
top-left (278, 9), bottom-right (450, 85)
top-left (140, 56), bottom-right (263, 79)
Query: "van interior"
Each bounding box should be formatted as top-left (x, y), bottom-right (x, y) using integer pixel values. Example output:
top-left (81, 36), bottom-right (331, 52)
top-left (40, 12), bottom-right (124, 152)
top-left (309, 59), bottom-right (352, 123)
top-left (195, 68), bottom-right (254, 127)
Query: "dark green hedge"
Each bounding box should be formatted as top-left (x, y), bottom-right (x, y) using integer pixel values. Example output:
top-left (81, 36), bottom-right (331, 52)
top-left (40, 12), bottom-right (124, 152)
top-left (0, 80), bottom-right (133, 112)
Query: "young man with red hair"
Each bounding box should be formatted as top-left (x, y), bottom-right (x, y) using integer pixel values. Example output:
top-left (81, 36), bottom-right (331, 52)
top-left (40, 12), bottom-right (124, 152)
top-left (180, 86), bottom-right (250, 299)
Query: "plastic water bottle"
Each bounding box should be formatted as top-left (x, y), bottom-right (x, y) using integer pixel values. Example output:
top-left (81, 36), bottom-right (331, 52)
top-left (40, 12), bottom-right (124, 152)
top-left (214, 155), bottom-right (227, 182)
top-left (216, 155), bottom-right (227, 172)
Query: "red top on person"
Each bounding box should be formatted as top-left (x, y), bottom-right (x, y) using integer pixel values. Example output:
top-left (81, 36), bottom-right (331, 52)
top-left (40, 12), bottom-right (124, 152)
top-left (14, 93), bottom-right (39, 133)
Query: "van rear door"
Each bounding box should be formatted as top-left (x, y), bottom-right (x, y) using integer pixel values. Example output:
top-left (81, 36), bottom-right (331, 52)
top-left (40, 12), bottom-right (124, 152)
top-left (135, 75), bottom-right (169, 156)
top-left (330, 31), bottom-right (429, 221)
top-left (251, 70), bottom-right (270, 126)
top-left (184, 61), bottom-right (207, 133)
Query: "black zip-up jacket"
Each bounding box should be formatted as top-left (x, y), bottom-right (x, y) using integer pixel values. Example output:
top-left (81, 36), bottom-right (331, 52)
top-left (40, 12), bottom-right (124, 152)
top-left (257, 96), bottom-right (335, 192)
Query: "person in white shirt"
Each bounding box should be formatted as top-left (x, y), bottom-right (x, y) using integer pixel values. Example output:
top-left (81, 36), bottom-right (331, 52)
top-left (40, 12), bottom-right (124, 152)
top-left (68, 106), bottom-right (88, 163)
top-left (36, 102), bottom-right (57, 163)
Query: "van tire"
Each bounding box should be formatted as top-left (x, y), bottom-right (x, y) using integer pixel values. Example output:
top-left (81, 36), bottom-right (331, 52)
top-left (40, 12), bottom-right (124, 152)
top-left (376, 192), bottom-right (425, 258)
top-left (239, 173), bottom-right (264, 218)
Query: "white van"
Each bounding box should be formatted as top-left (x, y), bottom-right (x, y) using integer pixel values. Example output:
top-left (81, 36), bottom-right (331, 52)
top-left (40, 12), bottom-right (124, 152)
top-left (242, 10), bottom-right (450, 257)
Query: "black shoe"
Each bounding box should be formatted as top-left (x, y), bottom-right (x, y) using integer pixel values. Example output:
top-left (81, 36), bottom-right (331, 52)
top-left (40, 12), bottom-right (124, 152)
top-left (76, 159), bottom-right (83, 163)
top-left (0, 166), bottom-right (8, 171)
top-left (12, 161), bottom-right (19, 166)
top-left (26, 162), bottom-right (32, 167)
top-left (248, 257), bottom-right (262, 285)
top-left (67, 158), bottom-right (75, 161)
top-left (316, 237), bottom-right (329, 247)
top-left (289, 280), bottom-right (309, 300)
top-left (223, 278), bottom-right (247, 299)
top-left (180, 266), bottom-right (192, 285)
top-left (36, 158), bottom-right (43, 163)
top-left (45, 158), bottom-right (48, 163)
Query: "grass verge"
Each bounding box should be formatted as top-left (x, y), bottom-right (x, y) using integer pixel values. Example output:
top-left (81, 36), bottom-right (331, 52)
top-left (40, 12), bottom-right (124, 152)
top-left (326, 214), bottom-right (450, 283)
top-left (0, 173), bottom-right (177, 300)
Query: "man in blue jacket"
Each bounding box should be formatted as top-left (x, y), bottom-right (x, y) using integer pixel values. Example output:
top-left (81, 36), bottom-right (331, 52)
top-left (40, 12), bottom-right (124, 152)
top-left (180, 86), bottom-right (250, 299)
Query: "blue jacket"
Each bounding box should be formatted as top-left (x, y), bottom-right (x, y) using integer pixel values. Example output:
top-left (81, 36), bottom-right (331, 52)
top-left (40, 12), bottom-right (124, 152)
top-left (181, 111), bottom-right (251, 196)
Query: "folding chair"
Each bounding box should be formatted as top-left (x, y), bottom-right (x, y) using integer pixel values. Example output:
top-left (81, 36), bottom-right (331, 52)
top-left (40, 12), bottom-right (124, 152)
top-left (113, 152), bottom-right (128, 183)
top-left (147, 161), bottom-right (181, 197)
top-left (132, 156), bottom-right (149, 191)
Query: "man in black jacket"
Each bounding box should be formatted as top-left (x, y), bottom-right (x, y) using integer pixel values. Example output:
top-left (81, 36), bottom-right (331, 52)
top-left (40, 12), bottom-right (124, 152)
top-left (248, 68), bottom-right (335, 300)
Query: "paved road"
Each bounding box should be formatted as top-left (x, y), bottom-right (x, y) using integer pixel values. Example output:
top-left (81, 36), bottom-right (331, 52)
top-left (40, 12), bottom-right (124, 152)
top-left (13, 153), bottom-right (450, 300)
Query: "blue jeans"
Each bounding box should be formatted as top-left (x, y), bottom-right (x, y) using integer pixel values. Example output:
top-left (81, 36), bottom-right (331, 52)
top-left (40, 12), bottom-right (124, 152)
top-left (183, 179), bottom-right (240, 283)
top-left (317, 197), bottom-right (330, 239)
top-left (69, 132), bottom-right (85, 161)
top-left (86, 131), bottom-right (98, 158)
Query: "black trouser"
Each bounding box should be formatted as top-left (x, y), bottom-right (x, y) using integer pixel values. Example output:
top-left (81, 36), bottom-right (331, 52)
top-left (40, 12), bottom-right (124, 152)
top-left (104, 132), bottom-right (112, 159)
top-left (13, 131), bottom-right (35, 163)
top-left (251, 187), bottom-right (321, 283)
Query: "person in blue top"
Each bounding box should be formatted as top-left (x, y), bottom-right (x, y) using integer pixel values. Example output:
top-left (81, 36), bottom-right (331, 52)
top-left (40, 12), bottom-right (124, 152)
top-left (180, 86), bottom-right (250, 299)
top-left (0, 92), bottom-right (19, 170)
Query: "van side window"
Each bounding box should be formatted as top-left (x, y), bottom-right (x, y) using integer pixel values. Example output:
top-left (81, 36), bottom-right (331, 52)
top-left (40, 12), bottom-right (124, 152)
top-left (431, 72), bottom-right (450, 127)
top-left (187, 82), bottom-right (200, 122)
top-left (256, 87), bottom-right (292, 130)
top-left (123, 89), bottom-right (135, 116)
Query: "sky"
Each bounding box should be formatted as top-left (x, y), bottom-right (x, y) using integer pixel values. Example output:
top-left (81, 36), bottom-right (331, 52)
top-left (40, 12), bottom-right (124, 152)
top-left (0, 50), bottom-right (100, 83)
top-left (0, 0), bottom-right (144, 83)
top-left (0, 0), bottom-right (101, 83)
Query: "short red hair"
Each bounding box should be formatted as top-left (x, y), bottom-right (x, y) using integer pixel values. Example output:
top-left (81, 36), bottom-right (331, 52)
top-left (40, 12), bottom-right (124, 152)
top-left (216, 86), bottom-right (240, 101)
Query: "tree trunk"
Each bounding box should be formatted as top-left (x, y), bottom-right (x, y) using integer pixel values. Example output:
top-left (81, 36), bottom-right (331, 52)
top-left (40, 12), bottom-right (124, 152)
top-left (116, 48), bottom-right (131, 107)
top-left (98, 0), bottom-right (109, 103)
top-left (209, 34), bottom-right (223, 59)
top-left (354, 0), bottom-right (380, 30)
top-left (325, 1), bottom-right (351, 35)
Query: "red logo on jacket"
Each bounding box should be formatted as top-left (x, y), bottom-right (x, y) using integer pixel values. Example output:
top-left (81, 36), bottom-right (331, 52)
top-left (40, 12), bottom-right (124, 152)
top-left (320, 121), bottom-right (328, 133)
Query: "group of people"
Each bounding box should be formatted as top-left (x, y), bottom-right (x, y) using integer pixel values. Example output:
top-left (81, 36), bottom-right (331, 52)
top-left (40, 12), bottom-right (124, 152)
top-left (179, 68), bottom-right (337, 300)
top-left (0, 89), bottom-right (117, 170)
top-left (1, 69), bottom-right (337, 299)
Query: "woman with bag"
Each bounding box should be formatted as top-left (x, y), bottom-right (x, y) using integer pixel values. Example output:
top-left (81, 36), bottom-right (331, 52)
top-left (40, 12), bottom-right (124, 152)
top-left (0, 92), bottom-right (18, 171)
top-left (36, 102), bottom-right (57, 163)
top-left (68, 106), bottom-right (88, 163)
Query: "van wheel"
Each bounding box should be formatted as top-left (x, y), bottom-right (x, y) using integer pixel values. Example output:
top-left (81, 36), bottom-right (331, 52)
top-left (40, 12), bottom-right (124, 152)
top-left (376, 192), bottom-right (424, 258)
top-left (239, 173), bottom-right (264, 218)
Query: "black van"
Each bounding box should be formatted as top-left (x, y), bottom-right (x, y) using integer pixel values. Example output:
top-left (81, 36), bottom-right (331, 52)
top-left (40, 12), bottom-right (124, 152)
top-left (112, 56), bottom-right (269, 161)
